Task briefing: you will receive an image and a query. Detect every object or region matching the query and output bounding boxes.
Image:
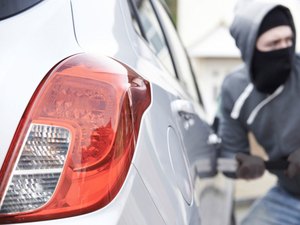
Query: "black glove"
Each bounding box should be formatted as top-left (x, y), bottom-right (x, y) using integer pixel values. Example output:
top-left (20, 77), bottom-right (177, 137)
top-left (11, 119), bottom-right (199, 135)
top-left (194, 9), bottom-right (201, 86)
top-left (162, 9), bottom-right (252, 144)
top-left (236, 153), bottom-right (265, 180)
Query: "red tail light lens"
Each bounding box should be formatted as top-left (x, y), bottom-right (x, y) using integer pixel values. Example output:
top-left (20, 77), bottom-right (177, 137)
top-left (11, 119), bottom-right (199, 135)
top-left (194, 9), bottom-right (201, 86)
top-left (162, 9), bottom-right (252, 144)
top-left (0, 54), bottom-right (151, 223)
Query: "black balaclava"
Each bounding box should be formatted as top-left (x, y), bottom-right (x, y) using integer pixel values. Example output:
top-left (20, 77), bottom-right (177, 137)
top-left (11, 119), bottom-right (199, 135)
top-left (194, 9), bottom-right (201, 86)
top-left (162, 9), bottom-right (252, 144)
top-left (251, 7), bottom-right (295, 94)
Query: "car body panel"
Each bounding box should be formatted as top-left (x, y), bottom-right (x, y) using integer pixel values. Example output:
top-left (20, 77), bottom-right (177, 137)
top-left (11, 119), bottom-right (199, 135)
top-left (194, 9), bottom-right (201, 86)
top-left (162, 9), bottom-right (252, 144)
top-left (132, 85), bottom-right (197, 225)
top-left (71, 0), bottom-right (136, 62)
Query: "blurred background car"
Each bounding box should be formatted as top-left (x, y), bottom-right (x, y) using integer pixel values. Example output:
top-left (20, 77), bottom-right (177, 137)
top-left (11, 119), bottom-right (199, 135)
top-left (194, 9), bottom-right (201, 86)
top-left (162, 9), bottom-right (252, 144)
top-left (0, 0), bottom-right (232, 224)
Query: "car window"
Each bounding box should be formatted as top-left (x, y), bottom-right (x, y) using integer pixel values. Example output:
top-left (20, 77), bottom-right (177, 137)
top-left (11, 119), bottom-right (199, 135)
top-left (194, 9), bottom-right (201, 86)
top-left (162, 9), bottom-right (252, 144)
top-left (153, 0), bottom-right (202, 103)
top-left (0, 0), bottom-right (43, 20)
top-left (130, 0), bottom-right (176, 77)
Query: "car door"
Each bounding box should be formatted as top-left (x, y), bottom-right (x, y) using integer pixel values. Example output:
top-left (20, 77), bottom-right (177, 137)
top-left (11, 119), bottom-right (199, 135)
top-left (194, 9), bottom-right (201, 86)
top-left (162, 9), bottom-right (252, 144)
top-left (151, 2), bottom-right (235, 225)
top-left (151, 0), bottom-right (218, 183)
top-left (127, 0), bottom-right (225, 224)
top-left (126, 0), bottom-right (212, 223)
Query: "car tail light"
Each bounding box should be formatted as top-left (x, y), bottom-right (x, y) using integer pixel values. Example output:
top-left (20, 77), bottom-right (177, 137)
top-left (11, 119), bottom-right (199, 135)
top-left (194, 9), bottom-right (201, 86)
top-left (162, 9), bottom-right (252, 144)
top-left (0, 54), bottom-right (151, 223)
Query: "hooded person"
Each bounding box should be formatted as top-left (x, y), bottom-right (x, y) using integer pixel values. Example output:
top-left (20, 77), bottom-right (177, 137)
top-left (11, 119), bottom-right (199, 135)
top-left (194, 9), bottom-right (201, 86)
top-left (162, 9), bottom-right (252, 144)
top-left (218, 1), bottom-right (300, 224)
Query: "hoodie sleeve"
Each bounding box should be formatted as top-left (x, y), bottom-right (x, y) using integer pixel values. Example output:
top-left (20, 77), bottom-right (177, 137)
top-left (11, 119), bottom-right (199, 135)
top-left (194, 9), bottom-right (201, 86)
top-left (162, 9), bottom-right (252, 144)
top-left (218, 75), bottom-right (250, 162)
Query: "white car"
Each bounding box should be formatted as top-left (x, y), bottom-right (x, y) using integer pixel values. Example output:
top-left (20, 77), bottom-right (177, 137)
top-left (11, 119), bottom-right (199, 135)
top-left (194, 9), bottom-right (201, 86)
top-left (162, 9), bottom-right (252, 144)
top-left (0, 0), bottom-right (226, 224)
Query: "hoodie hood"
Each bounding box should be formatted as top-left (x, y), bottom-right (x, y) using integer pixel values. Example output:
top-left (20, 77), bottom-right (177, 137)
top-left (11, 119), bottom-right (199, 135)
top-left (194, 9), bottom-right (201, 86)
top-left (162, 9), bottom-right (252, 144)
top-left (230, 1), bottom-right (296, 75)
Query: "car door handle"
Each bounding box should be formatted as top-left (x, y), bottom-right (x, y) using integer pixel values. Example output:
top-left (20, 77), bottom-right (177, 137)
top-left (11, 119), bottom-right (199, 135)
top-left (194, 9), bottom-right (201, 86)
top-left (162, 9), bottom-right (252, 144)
top-left (171, 99), bottom-right (195, 120)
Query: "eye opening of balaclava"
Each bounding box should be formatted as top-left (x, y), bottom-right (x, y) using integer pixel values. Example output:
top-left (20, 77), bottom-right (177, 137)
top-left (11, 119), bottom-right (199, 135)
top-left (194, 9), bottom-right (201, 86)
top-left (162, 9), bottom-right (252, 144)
top-left (251, 7), bottom-right (295, 94)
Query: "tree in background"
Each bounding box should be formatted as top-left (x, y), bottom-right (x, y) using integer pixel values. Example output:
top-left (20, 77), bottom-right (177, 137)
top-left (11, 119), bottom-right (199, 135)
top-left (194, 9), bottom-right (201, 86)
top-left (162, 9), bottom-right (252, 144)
top-left (165, 0), bottom-right (177, 25)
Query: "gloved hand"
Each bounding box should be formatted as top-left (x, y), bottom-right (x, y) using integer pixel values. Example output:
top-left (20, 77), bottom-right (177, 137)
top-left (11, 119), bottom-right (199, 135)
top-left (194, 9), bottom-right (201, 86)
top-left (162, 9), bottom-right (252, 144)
top-left (287, 149), bottom-right (300, 178)
top-left (235, 153), bottom-right (265, 180)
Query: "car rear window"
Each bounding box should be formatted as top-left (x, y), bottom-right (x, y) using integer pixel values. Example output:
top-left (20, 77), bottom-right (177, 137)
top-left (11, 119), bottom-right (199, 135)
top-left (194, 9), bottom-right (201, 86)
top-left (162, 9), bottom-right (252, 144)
top-left (0, 0), bottom-right (43, 20)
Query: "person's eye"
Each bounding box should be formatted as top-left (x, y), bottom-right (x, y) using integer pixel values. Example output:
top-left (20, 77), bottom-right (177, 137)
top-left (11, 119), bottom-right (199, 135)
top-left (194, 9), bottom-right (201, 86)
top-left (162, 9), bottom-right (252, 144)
top-left (268, 40), bottom-right (279, 48)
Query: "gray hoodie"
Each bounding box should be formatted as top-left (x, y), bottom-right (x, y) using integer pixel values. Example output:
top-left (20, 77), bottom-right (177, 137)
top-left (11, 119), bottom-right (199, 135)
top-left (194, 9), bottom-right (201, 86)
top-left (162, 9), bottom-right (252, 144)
top-left (219, 1), bottom-right (300, 196)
